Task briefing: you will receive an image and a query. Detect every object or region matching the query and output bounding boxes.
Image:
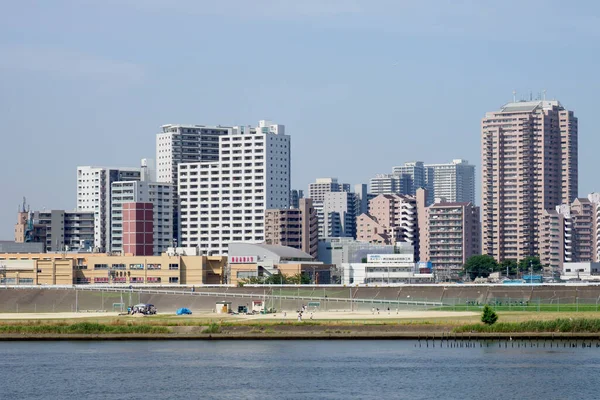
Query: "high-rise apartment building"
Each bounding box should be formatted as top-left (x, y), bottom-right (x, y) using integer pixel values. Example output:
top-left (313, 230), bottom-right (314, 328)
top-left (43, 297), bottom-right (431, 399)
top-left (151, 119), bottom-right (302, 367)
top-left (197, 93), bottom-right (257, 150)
top-left (370, 160), bottom-right (475, 205)
top-left (14, 210), bottom-right (95, 252)
top-left (156, 124), bottom-right (233, 243)
top-left (539, 194), bottom-right (599, 274)
top-left (356, 193), bottom-right (421, 260)
top-left (322, 192), bottom-right (360, 239)
top-left (307, 178), bottom-right (351, 239)
top-left (290, 189), bottom-right (304, 209)
top-left (110, 180), bottom-right (173, 255)
top-left (392, 162), bottom-right (425, 195)
top-left (178, 121), bottom-right (290, 255)
top-left (424, 159), bottom-right (475, 204)
top-left (264, 198), bottom-right (318, 257)
top-left (481, 99), bottom-right (578, 262)
top-left (77, 165), bottom-right (142, 252)
top-left (308, 178), bottom-right (350, 202)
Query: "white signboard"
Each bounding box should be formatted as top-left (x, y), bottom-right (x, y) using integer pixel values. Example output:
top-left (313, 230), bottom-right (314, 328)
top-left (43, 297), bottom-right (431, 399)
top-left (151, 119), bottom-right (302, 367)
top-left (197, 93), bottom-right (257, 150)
top-left (367, 254), bottom-right (414, 263)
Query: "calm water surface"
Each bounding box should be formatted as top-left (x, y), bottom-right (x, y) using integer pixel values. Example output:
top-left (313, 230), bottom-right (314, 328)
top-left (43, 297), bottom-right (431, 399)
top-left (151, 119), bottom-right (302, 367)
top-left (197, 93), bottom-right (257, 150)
top-left (1, 340), bottom-right (598, 399)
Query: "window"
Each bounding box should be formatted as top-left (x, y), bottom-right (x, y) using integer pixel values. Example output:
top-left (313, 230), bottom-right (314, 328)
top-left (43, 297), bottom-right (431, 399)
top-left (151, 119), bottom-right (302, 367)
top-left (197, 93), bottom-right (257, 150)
top-left (169, 263), bottom-right (179, 270)
top-left (169, 277), bottom-right (179, 283)
top-left (129, 264), bottom-right (144, 270)
top-left (94, 264), bottom-right (109, 270)
top-left (112, 264), bottom-right (126, 270)
top-left (147, 264), bottom-right (162, 270)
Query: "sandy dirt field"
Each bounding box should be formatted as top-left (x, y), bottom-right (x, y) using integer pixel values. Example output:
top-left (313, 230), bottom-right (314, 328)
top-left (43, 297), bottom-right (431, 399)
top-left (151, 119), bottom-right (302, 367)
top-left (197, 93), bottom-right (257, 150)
top-left (0, 310), bottom-right (477, 321)
top-left (0, 312), bottom-right (122, 320)
top-left (232, 310), bottom-right (478, 321)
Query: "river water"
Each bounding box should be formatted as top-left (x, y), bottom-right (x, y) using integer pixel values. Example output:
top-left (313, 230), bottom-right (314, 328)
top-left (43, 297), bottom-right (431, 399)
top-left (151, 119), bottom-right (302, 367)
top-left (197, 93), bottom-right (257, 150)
top-left (0, 340), bottom-right (598, 399)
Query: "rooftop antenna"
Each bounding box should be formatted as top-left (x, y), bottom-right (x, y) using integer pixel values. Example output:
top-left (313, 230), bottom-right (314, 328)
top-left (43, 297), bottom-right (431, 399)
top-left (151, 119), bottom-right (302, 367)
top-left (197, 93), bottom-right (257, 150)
top-left (542, 89), bottom-right (546, 101)
top-left (512, 90), bottom-right (516, 102)
top-left (529, 91), bottom-right (533, 101)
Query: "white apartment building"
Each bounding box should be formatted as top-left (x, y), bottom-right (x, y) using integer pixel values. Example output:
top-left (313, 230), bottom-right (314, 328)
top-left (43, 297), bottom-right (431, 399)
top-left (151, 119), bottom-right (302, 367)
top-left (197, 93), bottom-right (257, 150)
top-left (322, 191), bottom-right (360, 238)
top-left (110, 180), bottom-right (174, 255)
top-left (308, 178), bottom-right (351, 239)
top-left (76, 165), bottom-right (142, 252)
top-left (156, 124), bottom-right (233, 184)
top-left (156, 124), bottom-right (233, 243)
top-left (178, 121), bottom-right (290, 255)
top-left (424, 159), bottom-right (475, 204)
top-left (308, 178), bottom-right (350, 202)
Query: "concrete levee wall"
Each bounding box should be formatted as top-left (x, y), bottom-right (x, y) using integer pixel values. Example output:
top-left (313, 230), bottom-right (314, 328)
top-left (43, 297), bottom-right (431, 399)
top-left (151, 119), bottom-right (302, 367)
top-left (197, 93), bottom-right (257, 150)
top-left (2, 285), bottom-right (600, 313)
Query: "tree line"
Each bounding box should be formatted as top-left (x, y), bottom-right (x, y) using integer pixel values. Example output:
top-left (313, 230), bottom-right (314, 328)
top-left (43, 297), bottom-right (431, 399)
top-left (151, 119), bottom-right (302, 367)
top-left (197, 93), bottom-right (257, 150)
top-left (462, 255), bottom-right (543, 280)
top-left (238, 273), bottom-right (311, 286)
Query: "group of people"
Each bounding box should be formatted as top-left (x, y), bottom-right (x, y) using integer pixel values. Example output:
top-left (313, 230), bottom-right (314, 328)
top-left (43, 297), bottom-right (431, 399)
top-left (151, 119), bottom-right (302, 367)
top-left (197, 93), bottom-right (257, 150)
top-left (297, 304), bottom-right (313, 322)
top-left (371, 307), bottom-right (398, 315)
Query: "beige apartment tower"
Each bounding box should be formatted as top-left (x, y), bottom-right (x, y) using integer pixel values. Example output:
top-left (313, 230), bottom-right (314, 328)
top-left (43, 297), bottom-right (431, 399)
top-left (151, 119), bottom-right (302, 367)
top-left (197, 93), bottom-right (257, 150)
top-left (422, 200), bottom-right (481, 279)
top-left (264, 198), bottom-right (318, 258)
top-left (482, 99), bottom-right (578, 262)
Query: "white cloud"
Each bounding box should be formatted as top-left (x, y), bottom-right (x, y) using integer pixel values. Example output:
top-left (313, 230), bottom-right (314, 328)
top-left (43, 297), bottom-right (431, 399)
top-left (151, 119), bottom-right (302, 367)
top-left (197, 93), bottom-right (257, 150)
top-left (0, 47), bottom-right (145, 84)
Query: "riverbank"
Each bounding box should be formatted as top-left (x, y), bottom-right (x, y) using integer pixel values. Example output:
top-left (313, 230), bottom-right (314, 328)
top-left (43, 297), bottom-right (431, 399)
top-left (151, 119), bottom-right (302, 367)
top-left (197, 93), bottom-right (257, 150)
top-left (3, 331), bottom-right (600, 340)
top-left (3, 316), bottom-right (600, 340)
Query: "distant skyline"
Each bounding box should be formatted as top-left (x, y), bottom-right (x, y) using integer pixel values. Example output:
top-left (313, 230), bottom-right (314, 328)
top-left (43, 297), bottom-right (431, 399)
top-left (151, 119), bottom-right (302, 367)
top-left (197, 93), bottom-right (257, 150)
top-left (2, 0), bottom-right (600, 238)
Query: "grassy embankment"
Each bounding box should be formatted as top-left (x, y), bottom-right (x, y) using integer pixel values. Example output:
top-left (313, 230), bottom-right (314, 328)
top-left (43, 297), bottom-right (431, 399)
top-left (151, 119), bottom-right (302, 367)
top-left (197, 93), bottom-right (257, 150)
top-left (0, 322), bottom-right (169, 334)
top-left (3, 311), bottom-right (600, 334)
top-left (454, 318), bottom-right (600, 333)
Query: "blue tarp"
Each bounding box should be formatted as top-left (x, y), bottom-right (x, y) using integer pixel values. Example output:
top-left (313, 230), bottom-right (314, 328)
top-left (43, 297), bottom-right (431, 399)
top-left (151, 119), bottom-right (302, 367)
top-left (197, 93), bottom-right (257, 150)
top-left (176, 308), bottom-right (192, 315)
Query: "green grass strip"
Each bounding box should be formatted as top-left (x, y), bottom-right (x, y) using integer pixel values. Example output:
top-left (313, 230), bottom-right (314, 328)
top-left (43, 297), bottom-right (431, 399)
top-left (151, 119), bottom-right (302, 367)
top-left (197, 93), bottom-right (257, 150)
top-left (453, 318), bottom-right (600, 333)
top-left (0, 322), bottom-right (169, 334)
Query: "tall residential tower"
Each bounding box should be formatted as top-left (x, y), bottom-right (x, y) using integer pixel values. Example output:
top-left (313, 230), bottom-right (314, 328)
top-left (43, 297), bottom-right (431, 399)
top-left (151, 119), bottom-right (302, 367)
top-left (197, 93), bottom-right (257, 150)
top-left (481, 99), bottom-right (578, 262)
top-left (178, 121), bottom-right (290, 255)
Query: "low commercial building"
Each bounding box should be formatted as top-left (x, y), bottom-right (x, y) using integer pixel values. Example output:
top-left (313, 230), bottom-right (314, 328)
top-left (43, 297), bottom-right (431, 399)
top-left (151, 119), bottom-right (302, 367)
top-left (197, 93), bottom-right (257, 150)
top-left (0, 241), bottom-right (45, 253)
top-left (0, 252), bottom-right (226, 285)
top-left (317, 237), bottom-right (400, 269)
top-left (227, 243), bottom-right (332, 285)
top-left (560, 262), bottom-right (600, 282)
top-left (342, 253), bottom-right (433, 285)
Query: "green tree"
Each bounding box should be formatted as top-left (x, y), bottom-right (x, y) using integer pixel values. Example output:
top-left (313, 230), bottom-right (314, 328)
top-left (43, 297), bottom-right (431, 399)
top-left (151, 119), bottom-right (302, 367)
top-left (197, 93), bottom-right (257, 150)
top-left (500, 259), bottom-right (518, 277)
top-left (481, 305), bottom-right (498, 325)
top-left (518, 256), bottom-right (542, 273)
top-left (463, 255), bottom-right (498, 280)
top-left (264, 274), bottom-right (286, 285)
top-left (286, 273), bottom-right (311, 285)
top-left (240, 276), bottom-right (265, 285)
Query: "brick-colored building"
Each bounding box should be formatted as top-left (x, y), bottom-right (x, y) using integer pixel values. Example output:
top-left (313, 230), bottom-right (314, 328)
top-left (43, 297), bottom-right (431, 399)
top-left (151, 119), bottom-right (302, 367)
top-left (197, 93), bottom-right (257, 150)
top-left (122, 202), bottom-right (154, 256)
top-left (482, 99), bottom-right (578, 262)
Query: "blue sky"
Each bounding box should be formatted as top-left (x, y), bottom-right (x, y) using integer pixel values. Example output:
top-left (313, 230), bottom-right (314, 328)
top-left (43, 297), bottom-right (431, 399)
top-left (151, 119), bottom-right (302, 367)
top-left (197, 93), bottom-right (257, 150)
top-left (1, 0), bottom-right (600, 239)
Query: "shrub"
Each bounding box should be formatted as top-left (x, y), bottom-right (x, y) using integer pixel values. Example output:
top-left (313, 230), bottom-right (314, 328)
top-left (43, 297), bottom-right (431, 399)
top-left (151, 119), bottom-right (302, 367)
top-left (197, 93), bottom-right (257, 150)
top-left (481, 305), bottom-right (498, 325)
top-left (202, 322), bottom-right (221, 334)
